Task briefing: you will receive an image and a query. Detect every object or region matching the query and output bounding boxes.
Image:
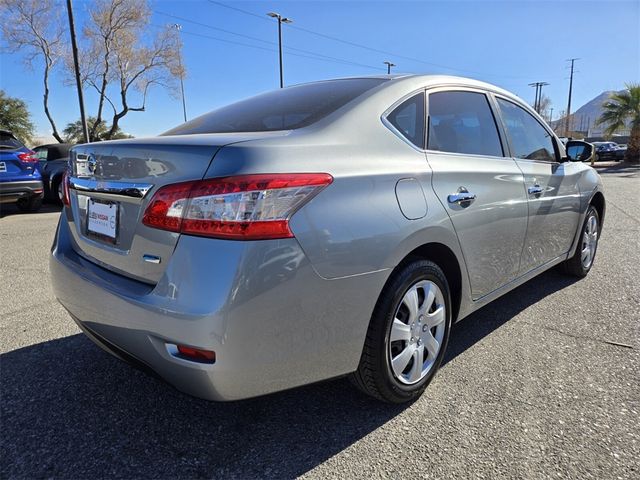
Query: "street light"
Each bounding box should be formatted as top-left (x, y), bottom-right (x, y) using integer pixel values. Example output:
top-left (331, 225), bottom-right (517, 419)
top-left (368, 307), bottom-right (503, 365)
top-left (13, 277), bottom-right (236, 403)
top-left (172, 23), bottom-right (187, 123)
top-left (267, 12), bottom-right (292, 88)
top-left (383, 61), bottom-right (396, 75)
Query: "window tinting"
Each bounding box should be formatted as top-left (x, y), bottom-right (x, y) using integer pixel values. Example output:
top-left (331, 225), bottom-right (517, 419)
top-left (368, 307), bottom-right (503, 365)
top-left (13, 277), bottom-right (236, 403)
top-left (35, 148), bottom-right (48, 161)
top-left (163, 78), bottom-right (387, 135)
top-left (386, 92), bottom-right (425, 148)
top-left (497, 98), bottom-right (556, 162)
top-left (427, 91), bottom-right (503, 157)
top-left (0, 132), bottom-right (23, 150)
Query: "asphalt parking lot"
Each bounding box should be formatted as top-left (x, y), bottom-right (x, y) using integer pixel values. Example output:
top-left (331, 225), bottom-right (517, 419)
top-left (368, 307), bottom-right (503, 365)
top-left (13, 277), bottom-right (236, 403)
top-left (1, 164), bottom-right (638, 479)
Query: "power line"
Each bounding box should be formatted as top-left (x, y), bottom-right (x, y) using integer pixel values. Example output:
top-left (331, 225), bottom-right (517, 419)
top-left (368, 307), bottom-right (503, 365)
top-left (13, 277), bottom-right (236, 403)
top-left (207, 0), bottom-right (543, 80)
top-left (208, 0), bottom-right (269, 22)
top-left (155, 10), bottom-right (275, 47)
top-left (150, 24), bottom-right (384, 72)
top-left (154, 11), bottom-right (384, 71)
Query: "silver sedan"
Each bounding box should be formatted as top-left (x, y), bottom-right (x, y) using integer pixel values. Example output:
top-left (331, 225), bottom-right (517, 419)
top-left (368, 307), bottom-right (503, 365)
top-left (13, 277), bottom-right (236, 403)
top-left (51, 75), bottom-right (604, 403)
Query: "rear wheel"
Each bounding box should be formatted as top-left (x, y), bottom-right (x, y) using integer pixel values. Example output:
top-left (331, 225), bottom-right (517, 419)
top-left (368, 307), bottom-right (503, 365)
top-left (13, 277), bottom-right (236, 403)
top-left (55, 178), bottom-right (64, 203)
top-left (16, 195), bottom-right (42, 213)
top-left (562, 205), bottom-right (599, 277)
top-left (351, 259), bottom-right (452, 403)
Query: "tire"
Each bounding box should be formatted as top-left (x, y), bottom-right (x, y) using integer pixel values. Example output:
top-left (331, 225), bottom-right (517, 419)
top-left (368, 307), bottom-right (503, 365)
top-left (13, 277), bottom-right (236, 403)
top-left (562, 205), bottom-right (600, 277)
top-left (54, 177), bottom-right (64, 204)
top-left (16, 195), bottom-right (42, 213)
top-left (351, 259), bottom-right (452, 403)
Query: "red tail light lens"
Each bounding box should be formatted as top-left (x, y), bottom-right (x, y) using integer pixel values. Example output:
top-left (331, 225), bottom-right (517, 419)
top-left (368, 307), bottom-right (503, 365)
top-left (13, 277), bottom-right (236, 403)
top-left (142, 173), bottom-right (333, 240)
top-left (62, 170), bottom-right (71, 206)
top-left (142, 181), bottom-right (195, 233)
top-left (18, 151), bottom-right (38, 163)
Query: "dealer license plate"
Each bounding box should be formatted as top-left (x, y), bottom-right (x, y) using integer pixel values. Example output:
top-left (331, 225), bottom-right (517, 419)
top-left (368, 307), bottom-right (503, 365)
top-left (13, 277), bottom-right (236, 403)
top-left (87, 198), bottom-right (118, 241)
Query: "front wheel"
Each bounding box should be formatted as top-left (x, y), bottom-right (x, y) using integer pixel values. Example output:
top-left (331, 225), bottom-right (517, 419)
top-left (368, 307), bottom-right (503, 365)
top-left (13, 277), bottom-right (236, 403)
top-left (561, 205), bottom-right (600, 277)
top-left (351, 259), bottom-right (452, 403)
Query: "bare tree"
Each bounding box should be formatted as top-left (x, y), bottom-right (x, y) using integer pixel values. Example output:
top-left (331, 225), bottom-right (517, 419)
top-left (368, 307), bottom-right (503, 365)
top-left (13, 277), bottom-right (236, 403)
top-left (538, 95), bottom-right (551, 118)
top-left (0, 0), bottom-right (65, 142)
top-left (75, 0), bottom-right (184, 139)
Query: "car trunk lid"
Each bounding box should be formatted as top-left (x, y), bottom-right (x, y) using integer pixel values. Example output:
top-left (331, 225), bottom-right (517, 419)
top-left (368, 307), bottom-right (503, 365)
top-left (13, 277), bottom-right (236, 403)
top-left (66, 133), bottom-right (285, 284)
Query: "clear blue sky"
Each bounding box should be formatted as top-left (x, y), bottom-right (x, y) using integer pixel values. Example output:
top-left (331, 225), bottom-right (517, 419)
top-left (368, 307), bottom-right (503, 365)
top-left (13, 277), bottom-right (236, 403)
top-left (1, 0), bottom-right (639, 139)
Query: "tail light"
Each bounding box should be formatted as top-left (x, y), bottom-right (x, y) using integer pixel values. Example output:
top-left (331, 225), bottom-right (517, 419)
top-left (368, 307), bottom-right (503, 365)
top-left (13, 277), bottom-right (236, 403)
top-left (17, 151), bottom-right (39, 163)
top-left (62, 170), bottom-right (71, 206)
top-left (142, 173), bottom-right (333, 240)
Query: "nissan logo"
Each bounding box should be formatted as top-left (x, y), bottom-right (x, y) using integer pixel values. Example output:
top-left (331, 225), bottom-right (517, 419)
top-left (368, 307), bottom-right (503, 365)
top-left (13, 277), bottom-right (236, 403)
top-left (88, 155), bottom-right (97, 174)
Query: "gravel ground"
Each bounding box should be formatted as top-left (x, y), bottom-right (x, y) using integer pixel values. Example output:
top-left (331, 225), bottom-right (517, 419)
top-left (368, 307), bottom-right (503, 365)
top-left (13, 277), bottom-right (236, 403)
top-left (1, 166), bottom-right (638, 479)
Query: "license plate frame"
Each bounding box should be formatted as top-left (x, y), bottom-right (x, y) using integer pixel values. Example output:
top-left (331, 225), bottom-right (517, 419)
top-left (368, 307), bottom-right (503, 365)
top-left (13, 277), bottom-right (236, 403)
top-left (86, 198), bottom-right (119, 244)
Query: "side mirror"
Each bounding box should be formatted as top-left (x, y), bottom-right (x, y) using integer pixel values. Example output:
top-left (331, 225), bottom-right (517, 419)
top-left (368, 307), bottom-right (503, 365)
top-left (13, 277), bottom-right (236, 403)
top-left (565, 140), bottom-right (593, 162)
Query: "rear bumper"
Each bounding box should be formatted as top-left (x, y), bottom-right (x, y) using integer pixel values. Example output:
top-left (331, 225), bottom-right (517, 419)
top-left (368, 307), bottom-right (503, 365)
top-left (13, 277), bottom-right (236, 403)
top-left (50, 213), bottom-right (387, 401)
top-left (0, 179), bottom-right (43, 204)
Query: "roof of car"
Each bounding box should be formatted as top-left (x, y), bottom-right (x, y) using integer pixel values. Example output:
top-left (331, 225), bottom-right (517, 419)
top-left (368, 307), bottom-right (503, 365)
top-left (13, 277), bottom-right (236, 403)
top-left (34, 143), bottom-right (73, 149)
top-left (301, 74), bottom-right (523, 104)
top-left (294, 74), bottom-right (515, 93)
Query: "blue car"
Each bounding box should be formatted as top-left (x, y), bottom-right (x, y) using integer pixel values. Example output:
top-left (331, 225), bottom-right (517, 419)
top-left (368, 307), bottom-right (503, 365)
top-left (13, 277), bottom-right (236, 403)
top-left (0, 130), bottom-right (44, 212)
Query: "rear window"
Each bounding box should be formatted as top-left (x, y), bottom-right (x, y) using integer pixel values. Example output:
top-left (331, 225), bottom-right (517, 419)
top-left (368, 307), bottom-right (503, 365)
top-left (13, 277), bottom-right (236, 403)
top-left (163, 78), bottom-right (387, 135)
top-left (0, 132), bottom-right (24, 150)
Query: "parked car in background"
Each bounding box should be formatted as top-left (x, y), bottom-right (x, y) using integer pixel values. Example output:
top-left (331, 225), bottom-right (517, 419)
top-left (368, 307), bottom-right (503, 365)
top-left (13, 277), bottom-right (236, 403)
top-left (0, 130), bottom-right (43, 212)
top-left (34, 143), bottom-right (72, 202)
top-left (615, 144), bottom-right (627, 161)
top-left (51, 75), bottom-right (605, 404)
top-left (592, 141), bottom-right (619, 161)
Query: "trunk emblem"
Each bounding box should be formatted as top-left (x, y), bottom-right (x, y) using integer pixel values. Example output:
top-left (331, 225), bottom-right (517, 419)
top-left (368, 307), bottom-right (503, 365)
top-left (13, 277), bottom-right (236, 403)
top-left (88, 154), bottom-right (97, 174)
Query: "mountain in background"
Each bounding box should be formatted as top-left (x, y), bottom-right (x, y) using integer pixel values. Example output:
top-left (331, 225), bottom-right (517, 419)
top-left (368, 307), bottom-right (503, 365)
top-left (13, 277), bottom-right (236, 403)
top-left (552, 90), bottom-right (629, 136)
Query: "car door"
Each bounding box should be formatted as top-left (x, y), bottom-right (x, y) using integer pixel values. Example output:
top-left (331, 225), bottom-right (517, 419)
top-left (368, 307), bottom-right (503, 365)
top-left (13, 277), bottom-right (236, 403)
top-left (426, 89), bottom-right (528, 299)
top-left (494, 97), bottom-right (581, 273)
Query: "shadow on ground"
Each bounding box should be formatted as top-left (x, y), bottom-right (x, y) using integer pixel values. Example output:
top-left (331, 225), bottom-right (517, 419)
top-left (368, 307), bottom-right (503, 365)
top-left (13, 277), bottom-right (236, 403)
top-left (593, 161), bottom-right (639, 175)
top-left (0, 202), bottom-right (61, 219)
top-left (0, 269), bottom-right (577, 478)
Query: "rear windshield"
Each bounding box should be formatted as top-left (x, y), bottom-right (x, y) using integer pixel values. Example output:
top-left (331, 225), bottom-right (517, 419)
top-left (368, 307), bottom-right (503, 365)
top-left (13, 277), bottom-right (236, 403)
top-left (0, 132), bottom-right (24, 150)
top-left (163, 78), bottom-right (387, 135)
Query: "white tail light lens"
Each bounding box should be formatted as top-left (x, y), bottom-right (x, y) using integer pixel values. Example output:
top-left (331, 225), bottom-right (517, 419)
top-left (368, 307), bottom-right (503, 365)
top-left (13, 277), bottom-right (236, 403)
top-left (143, 174), bottom-right (333, 240)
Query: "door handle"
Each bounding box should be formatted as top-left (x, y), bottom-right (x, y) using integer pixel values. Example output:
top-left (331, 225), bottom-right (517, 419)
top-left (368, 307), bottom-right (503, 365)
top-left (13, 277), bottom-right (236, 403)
top-left (447, 189), bottom-right (477, 205)
top-left (528, 185), bottom-right (543, 195)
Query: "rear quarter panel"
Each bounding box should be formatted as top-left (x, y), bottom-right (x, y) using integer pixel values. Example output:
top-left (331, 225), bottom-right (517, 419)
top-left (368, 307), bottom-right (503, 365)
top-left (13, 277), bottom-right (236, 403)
top-left (203, 99), bottom-right (472, 318)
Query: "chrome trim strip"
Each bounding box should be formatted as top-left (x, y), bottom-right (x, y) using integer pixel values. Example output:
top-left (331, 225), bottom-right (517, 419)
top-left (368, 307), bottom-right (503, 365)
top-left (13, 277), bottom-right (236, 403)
top-left (69, 177), bottom-right (154, 199)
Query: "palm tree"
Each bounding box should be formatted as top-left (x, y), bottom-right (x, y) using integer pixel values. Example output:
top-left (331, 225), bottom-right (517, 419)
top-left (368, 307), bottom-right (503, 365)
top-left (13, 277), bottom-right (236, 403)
top-left (597, 84), bottom-right (640, 163)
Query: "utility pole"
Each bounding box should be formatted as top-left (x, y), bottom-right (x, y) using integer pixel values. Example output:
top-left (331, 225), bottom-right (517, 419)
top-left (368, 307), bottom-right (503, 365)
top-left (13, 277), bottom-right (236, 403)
top-left (528, 82), bottom-right (549, 112)
top-left (172, 24), bottom-right (188, 122)
top-left (383, 61), bottom-right (396, 74)
top-left (529, 82), bottom-right (540, 111)
top-left (267, 12), bottom-right (292, 88)
top-left (564, 58), bottom-right (579, 136)
top-left (66, 0), bottom-right (89, 143)
top-left (549, 107), bottom-right (554, 124)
